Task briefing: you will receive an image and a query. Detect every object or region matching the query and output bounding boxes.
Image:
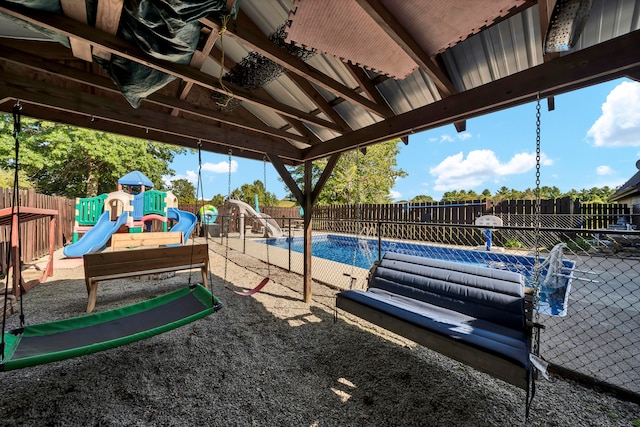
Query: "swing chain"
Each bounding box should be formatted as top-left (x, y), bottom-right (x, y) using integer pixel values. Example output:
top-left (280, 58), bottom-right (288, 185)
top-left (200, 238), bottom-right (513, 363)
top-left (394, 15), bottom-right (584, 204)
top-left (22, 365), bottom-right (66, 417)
top-left (223, 149), bottom-right (232, 284)
top-left (227, 149), bottom-right (232, 202)
top-left (12, 101), bottom-right (22, 137)
top-left (350, 148), bottom-right (364, 287)
top-left (533, 94), bottom-right (543, 333)
top-left (263, 156), bottom-right (271, 277)
top-left (3, 102), bottom-right (26, 351)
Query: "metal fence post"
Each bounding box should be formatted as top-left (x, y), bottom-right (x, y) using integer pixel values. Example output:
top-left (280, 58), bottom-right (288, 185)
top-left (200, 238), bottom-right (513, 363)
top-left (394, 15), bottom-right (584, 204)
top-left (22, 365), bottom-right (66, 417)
top-left (377, 221), bottom-right (382, 261)
top-left (288, 218), bottom-right (292, 271)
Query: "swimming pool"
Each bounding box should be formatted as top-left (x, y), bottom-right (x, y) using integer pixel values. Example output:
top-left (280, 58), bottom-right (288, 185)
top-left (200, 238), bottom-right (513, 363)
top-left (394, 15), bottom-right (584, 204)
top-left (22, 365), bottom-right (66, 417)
top-left (259, 234), bottom-right (575, 316)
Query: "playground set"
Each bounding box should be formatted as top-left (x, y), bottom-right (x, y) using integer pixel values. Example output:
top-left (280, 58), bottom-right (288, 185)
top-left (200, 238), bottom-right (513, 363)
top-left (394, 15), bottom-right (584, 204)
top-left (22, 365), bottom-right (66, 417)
top-left (63, 171), bottom-right (197, 257)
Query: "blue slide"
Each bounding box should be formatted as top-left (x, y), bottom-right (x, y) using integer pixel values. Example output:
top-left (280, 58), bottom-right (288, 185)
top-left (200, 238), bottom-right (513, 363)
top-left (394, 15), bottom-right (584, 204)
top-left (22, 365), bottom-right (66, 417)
top-left (63, 211), bottom-right (129, 257)
top-left (167, 208), bottom-right (197, 244)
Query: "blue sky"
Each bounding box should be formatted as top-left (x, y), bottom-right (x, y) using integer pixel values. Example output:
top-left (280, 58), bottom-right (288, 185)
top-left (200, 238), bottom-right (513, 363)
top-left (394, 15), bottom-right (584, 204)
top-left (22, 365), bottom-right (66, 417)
top-left (166, 78), bottom-right (640, 202)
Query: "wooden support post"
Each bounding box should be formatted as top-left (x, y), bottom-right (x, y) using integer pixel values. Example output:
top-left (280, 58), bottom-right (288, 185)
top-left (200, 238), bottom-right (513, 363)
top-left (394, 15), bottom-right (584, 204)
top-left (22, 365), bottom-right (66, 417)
top-left (303, 160), bottom-right (313, 303)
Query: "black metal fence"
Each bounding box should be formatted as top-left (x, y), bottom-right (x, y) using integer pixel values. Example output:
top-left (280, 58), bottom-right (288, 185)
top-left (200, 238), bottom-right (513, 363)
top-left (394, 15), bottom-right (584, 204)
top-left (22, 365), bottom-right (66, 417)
top-left (217, 215), bottom-right (640, 399)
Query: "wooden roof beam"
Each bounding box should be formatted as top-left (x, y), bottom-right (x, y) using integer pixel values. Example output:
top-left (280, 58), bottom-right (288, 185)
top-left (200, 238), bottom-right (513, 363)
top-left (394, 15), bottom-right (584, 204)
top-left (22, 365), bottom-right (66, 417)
top-left (269, 154), bottom-right (303, 205)
top-left (305, 28), bottom-right (640, 160)
top-left (0, 43), bottom-right (311, 146)
top-left (356, 0), bottom-right (466, 131)
top-left (538, 0), bottom-right (562, 63)
top-left (345, 63), bottom-right (394, 118)
top-left (208, 45), bottom-right (324, 145)
top-left (92, 0), bottom-right (123, 61)
top-left (627, 71), bottom-right (640, 82)
top-left (171, 26), bottom-right (220, 116)
top-left (0, 72), bottom-right (303, 161)
top-left (356, 0), bottom-right (457, 97)
top-left (59, 0), bottom-right (92, 61)
top-left (205, 14), bottom-right (350, 134)
top-left (201, 13), bottom-right (390, 117)
top-left (0, 102), bottom-right (274, 163)
top-left (0, 2), bottom-right (342, 133)
top-left (286, 72), bottom-right (353, 133)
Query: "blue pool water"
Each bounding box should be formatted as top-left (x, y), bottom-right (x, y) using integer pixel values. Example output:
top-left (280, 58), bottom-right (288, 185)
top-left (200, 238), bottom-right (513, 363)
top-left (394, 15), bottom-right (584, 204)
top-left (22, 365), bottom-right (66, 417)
top-left (262, 234), bottom-right (542, 272)
top-left (259, 234), bottom-right (576, 316)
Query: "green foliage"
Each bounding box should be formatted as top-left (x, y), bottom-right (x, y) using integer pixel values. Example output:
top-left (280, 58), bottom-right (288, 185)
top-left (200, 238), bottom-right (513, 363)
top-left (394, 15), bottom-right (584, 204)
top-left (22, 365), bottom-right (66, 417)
top-left (208, 194), bottom-right (225, 207)
top-left (504, 239), bottom-right (525, 248)
top-left (230, 180), bottom-right (279, 206)
top-left (564, 238), bottom-right (591, 252)
top-left (442, 189), bottom-right (480, 202)
top-left (285, 140), bottom-right (406, 205)
top-left (439, 184), bottom-right (616, 203)
top-left (0, 168), bottom-right (35, 189)
top-left (539, 185), bottom-right (563, 200)
top-left (411, 194), bottom-right (435, 203)
top-left (169, 178), bottom-right (196, 204)
top-left (0, 114), bottom-right (185, 198)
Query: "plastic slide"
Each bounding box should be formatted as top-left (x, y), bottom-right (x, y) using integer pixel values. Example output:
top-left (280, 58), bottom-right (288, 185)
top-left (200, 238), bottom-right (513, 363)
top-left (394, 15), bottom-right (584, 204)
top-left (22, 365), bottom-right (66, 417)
top-left (225, 199), bottom-right (283, 237)
top-left (167, 208), bottom-right (197, 244)
top-left (63, 211), bottom-right (129, 257)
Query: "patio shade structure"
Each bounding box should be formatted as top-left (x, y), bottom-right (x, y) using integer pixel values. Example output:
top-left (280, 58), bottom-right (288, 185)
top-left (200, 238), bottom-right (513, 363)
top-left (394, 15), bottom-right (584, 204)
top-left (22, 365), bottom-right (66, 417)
top-left (1, 0), bottom-right (639, 302)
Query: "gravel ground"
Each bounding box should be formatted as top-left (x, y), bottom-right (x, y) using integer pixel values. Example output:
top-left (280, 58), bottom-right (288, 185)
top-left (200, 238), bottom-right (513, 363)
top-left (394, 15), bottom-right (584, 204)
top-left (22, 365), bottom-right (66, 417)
top-left (1, 244), bottom-right (639, 426)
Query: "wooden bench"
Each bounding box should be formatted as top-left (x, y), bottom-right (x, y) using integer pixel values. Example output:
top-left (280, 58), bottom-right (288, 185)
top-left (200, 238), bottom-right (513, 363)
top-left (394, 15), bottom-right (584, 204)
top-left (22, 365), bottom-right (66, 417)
top-left (83, 244), bottom-right (209, 313)
top-left (336, 252), bottom-right (535, 393)
top-left (109, 231), bottom-right (183, 251)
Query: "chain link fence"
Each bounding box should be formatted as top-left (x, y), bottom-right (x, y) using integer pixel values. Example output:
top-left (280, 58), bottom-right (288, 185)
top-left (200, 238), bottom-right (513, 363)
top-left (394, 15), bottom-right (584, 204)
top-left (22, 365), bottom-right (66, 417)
top-left (214, 214), bottom-right (640, 399)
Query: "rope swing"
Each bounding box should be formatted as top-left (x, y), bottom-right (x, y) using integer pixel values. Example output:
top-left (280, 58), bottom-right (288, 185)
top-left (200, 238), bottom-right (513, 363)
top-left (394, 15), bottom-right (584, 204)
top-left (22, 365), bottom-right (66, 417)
top-left (223, 151), bottom-right (271, 296)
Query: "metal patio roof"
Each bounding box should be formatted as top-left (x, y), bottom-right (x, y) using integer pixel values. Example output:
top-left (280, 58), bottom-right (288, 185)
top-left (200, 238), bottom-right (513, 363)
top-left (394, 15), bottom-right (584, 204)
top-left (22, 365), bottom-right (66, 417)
top-left (0, 0), bottom-right (638, 168)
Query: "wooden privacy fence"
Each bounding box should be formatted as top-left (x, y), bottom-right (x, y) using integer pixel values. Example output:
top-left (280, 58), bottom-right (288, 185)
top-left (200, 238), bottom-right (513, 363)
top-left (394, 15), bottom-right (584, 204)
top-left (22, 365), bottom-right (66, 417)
top-left (312, 198), bottom-right (630, 245)
top-left (0, 189), bottom-right (75, 273)
top-left (183, 198), bottom-right (629, 232)
top-left (313, 197), bottom-right (628, 225)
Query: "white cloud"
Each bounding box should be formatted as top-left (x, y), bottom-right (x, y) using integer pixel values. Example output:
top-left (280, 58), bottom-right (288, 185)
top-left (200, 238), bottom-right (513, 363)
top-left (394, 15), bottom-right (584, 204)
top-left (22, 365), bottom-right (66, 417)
top-left (457, 132), bottom-right (472, 141)
top-left (389, 190), bottom-right (401, 200)
top-left (587, 81), bottom-right (640, 147)
top-left (163, 161), bottom-right (237, 193)
top-left (202, 160), bottom-right (238, 173)
top-left (440, 134), bottom-right (454, 142)
top-left (163, 170), bottom-right (198, 186)
top-left (429, 149), bottom-right (546, 191)
top-left (596, 165), bottom-right (614, 175)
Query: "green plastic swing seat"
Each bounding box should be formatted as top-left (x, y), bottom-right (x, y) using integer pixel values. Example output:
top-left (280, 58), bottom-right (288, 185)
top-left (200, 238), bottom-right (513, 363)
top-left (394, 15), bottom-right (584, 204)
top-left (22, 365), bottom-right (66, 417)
top-left (1, 285), bottom-right (221, 371)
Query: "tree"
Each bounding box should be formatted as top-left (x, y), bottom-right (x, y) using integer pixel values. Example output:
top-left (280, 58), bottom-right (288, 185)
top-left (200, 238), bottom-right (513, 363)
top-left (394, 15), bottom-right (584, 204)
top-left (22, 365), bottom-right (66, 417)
top-left (0, 168), bottom-right (35, 189)
top-left (230, 180), bottom-right (279, 206)
top-left (0, 114), bottom-right (186, 198)
top-left (539, 185), bottom-right (562, 200)
top-left (494, 186), bottom-right (513, 200)
top-left (521, 188), bottom-right (536, 200)
top-left (441, 190), bottom-right (460, 202)
top-left (411, 195), bottom-right (435, 203)
top-left (285, 140), bottom-right (407, 204)
top-left (208, 194), bottom-right (226, 207)
top-left (169, 178), bottom-right (196, 203)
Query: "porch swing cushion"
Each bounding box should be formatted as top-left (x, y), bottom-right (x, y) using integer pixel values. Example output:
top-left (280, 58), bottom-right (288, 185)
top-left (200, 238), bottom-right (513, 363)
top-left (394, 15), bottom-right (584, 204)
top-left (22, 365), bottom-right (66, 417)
top-left (1, 285), bottom-right (221, 371)
top-left (336, 252), bottom-right (532, 389)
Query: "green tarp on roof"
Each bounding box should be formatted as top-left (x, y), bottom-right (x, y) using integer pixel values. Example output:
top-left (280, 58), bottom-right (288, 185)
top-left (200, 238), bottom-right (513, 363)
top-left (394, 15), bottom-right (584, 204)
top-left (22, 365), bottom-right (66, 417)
top-left (2, 0), bottom-right (240, 107)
